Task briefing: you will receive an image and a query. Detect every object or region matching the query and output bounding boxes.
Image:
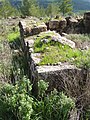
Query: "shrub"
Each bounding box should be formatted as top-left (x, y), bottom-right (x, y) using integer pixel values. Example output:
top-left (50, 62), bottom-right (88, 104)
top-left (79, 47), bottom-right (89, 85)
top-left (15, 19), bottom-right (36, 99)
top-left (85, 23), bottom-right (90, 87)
top-left (0, 79), bottom-right (75, 120)
top-left (0, 76), bottom-right (33, 120)
top-left (31, 80), bottom-right (75, 120)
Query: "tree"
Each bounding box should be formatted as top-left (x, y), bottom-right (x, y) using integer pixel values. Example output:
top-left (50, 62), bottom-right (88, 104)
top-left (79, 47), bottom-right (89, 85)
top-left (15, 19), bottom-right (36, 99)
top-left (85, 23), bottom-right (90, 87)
top-left (58, 0), bottom-right (73, 15)
top-left (20, 0), bottom-right (38, 16)
top-left (0, 0), bottom-right (19, 18)
top-left (46, 3), bottom-right (59, 17)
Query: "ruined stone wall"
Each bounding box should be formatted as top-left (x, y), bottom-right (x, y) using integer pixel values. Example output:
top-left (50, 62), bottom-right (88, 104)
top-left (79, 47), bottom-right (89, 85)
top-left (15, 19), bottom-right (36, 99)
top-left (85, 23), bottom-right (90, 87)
top-left (84, 12), bottom-right (90, 33)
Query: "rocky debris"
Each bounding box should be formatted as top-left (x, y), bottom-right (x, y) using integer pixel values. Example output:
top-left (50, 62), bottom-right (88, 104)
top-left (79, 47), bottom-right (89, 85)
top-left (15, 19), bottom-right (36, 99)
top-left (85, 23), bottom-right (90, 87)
top-left (19, 17), bottom-right (47, 36)
top-left (75, 41), bottom-right (90, 50)
top-left (52, 34), bottom-right (75, 48)
top-left (62, 32), bottom-right (68, 36)
top-left (50, 31), bottom-right (75, 48)
top-left (31, 53), bottom-right (41, 64)
top-left (59, 36), bottom-right (75, 48)
top-left (84, 12), bottom-right (90, 33)
top-left (41, 39), bottom-right (49, 44)
top-left (66, 17), bottom-right (78, 26)
top-left (65, 17), bottom-right (79, 33)
top-left (38, 30), bottom-right (75, 48)
top-left (25, 37), bottom-right (34, 48)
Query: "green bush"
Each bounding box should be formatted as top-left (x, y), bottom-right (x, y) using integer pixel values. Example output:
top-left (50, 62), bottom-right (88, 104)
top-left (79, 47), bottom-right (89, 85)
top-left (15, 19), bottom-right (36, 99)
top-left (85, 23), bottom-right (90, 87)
top-left (32, 88), bottom-right (75, 120)
top-left (0, 79), bottom-right (75, 120)
top-left (0, 76), bottom-right (33, 120)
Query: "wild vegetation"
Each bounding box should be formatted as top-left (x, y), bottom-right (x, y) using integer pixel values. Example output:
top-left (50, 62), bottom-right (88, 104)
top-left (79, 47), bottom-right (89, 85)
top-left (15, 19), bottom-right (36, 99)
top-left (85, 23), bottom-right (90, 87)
top-left (34, 32), bottom-right (90, 68)
top-left (0, 0), bottom-right (90, 120)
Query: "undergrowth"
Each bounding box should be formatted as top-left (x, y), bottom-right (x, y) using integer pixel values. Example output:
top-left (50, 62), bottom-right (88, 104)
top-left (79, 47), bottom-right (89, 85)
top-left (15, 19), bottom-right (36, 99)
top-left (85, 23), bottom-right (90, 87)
top-left (0, 78), bottom-right (75, 120)
top-left (66, 34), bottom-right (90, 42)
top-left (7, 31), bottom-right (20, 42)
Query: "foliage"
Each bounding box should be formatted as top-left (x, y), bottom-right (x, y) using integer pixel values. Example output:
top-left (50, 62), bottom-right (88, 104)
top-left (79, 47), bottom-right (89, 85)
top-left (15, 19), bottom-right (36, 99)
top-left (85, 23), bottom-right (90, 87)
top-left (0, 0), bottom-right (20, 18)
top-left (0, 40), bottom-right (12, 83)
top-left (0, 76), bottom-right (33, 120)
top-left (32, 81), bottom-right (75, 120)
top-left (0, 78), bottom-right (75, 120)
top-left (84, 106), bottom-right (90, 120)
top-left (46, 3), bottom-right (60, 17)
top-left (7, 31), bottom-right (21, 50)
top-left (58, 0), bottom-right (73, 15)
top-left (66, 34), bottom-right (90, 43)
top-left (38, 80), bottom-right (49, 97)
top-left (20, 0), bottom-right (40, 17)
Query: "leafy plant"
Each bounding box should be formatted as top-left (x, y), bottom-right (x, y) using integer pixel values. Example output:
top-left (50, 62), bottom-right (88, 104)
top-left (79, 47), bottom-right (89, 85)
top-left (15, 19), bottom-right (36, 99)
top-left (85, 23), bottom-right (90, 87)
top-left (32, 88), bottom-right (75, 120)
top-left (0, 76), bottom-right (33, 120)
top-left (0, 79), bottom-right (75, 120)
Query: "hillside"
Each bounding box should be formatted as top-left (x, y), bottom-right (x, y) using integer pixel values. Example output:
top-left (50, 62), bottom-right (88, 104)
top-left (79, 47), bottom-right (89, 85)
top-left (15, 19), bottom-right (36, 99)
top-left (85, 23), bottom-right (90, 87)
top-left (38, 0), bottom-right (90, 11)
top-left (3, 0), bottom-right (90, 12)
top-left (73, 0), bottom-right (90, 11)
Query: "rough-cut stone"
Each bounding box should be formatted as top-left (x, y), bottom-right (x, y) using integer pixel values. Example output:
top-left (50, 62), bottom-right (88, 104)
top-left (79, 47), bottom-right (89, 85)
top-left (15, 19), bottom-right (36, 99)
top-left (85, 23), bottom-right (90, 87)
top-left (47, 19), bottom-right (67, 33)
top-left (84, 12), bottom-right (90, 33)
top-left (60, 36), bottom-right (75, 48)
top-left (59, 19), bottom-right (67, 32)
top-left (31, 25), bottom-right (47, 35)
top-left (19, 17), bottom-right (47, 36)
top-left (62, 32), bottom-right (68, 36)
top-left (51, 31), bottom-right (75, 48)
top-left (37, 30), bottom-right (75, 48)
top-left (48, 20), bottom-right (60, 30)
top-left (31, 53), bottom-right (41, 64)
top-left (66, 17), bottom-right (78, 26)
top-left (65, 17), bottom-right (79, 33)
top-left (25, 37), bottom-right (34, 48)
top-left (37, 64), bottom-right (82, 92)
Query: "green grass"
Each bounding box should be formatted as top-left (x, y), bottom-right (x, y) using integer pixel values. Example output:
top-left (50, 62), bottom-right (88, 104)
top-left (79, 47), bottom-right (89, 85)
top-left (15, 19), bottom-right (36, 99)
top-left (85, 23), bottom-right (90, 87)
top-left (7, 32), bottom-right (20, 42)
top-left (66, 34), bottom-right (90, 42)
top-left (34, 33), bottom-right (90, 68)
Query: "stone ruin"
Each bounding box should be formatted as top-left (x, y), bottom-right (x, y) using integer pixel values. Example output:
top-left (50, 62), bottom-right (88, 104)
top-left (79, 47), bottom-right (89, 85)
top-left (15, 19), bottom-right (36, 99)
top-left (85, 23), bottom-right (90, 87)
top-left (46, 12), bottom-right (90, 34)
top-left (84, 12), bottom-right (90, 33)
top-left (18, 12), bottom-right (90, 92)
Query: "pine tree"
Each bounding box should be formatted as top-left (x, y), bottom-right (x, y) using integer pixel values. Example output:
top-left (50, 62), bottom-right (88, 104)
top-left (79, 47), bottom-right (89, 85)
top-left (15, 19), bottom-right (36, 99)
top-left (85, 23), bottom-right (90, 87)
top-left (0, 0), bottom-right (19, 18)
top-left (58, 0), bottom-right (73, 15)
top-left (46, 3), bottom-right (59, 17)
top-left (20, 0), bottom-right (38, 16)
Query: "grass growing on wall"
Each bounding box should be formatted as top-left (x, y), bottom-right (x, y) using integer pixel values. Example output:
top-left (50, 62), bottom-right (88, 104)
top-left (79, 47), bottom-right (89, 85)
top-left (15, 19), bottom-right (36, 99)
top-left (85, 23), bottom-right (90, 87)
top-left (34, 33), bottom-right (90, 68)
